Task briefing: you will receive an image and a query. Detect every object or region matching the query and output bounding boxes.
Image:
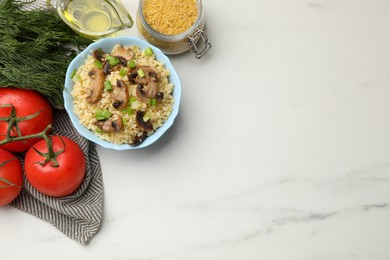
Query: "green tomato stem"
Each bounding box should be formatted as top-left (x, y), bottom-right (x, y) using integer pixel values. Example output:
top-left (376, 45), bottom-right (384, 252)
top-left (0, 103), bottom-right (44, 142)
top-left (0, 124), bottom-right (52, 146)
top-left (0, 104), bottom-right (63, 169)
top-left (0, 158), bottom-right (22, 189)
top-left (32, 134), bottom-right (64, 168)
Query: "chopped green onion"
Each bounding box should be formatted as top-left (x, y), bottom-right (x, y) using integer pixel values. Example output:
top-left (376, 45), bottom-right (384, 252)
top-left (130, 101), bottom-right (138, 109)
top-left (95, 129), bottom-right (103, 133)
top-left (127, 60), bottom-right (136, 69)
top-left (122, 117), bottom-right (127, 126)
top-left (128, 96), bottom-right (137, 105)
top-left (149, 98), bottom-right (157, 106)
top-left (137, 69), bottom-right (145, 78)
top-left (143, 113), bottom-right (151, 122)
top-left (95, 110), bottom-right (112, 121)
top-left (106, 55), bottom-right (119, 66)
top-left (94, 60), bottom-right (103, 69)
top-left (70, 69), bottom-right (77, 79)
top-left (121, 107), bottom-right (133, 115)
top-left (119, 67), bottom-right (127, 77)
top-left (104, 80), bottom-right (112, 91)
top-left (72, 73), bottom-right (81, 82)
top-left (96, 115), bottom-right (105, 121)
top-left (144, 47), bottom-right (154, 56)
top-left (128, 96), bottom-right (138, 110)
top-left (70, 69), bottom-right (81, 82)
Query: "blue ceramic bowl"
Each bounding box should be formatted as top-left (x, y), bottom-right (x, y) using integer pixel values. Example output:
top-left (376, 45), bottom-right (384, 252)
top-left (63, 36), bottom-right (181, 150)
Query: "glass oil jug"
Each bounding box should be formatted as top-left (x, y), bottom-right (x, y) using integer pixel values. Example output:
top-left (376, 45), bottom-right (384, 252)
top-left (47, 0), bottom-right (133, 40)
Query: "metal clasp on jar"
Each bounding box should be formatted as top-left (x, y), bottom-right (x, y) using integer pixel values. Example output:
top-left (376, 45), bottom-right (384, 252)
top-left (188, 28), bottom-right (211, 59)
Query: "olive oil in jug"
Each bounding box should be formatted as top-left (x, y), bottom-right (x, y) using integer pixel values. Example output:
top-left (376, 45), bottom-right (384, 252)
top-left (48, 0), bottom-right (133, 39)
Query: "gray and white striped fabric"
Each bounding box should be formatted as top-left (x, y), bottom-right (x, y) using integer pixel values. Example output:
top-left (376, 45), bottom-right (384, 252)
top-left (11, 110), bottom-right (104, 245)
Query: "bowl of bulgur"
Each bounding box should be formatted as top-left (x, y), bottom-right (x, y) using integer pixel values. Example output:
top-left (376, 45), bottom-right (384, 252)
top-left (63, 36), bottom-right (181, 150)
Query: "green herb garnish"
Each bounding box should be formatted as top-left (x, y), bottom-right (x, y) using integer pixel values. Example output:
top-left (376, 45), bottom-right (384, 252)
top-left (143, 113), bottom-right (151, 122)
top-left (137, 69), bottom-right (145, 78)
top-left (119, 67), bottom-right (127, 77)
top-left (0, 0), bottom-right (93, 108)
top-left (122, 107), bottom-right (133, 115)
top-left (122, 97), bottom-right (137, 115)
top-left (94, 60), bottom-right (103, 69)
top-left (127, 60), bottom-right (136, 69)
top-left (95, 110), bottom-right (112, 121)
top-left (70, 69), bottom-right (77, 79)
top-left (129, 96), bottom-right (137, 104)
top-left (149, 98), bottom-right (157, 106)
top-left (144, 47), bottom-right (154, 56)
top-left (104, 80), bottom-right (112, 91)
top-left (106, 55), bottom-right (119, 66)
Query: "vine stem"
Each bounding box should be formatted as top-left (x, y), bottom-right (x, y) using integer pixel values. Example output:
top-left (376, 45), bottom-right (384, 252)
top-left (0, 124), bottom-right (52, 147)
top-left (0, 104), bottom-right (60, 167)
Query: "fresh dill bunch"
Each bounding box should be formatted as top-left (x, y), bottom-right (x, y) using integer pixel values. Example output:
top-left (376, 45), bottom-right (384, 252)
top-left (0, 0), bottom-right (93, 108)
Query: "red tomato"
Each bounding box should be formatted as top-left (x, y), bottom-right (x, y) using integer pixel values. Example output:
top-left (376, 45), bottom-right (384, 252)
top-left (0, 88), bottom-right (53, 153)
top-left (0, 148), bottom-right (23, 206)
top-left (24, 135), bottom-right (86, 197)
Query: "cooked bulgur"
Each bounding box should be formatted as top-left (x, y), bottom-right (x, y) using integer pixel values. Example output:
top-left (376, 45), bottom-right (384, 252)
top-left (71, 45), bottom-right (174, 146)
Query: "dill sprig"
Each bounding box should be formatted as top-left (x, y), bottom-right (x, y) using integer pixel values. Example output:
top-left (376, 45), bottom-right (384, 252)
top-left (0, 0), bottom-right (93, 108)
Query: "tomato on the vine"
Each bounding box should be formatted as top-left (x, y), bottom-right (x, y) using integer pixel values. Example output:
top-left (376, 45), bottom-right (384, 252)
top-left (0, 88), bottom-right (53, 153)
top-left (25, 135), bottom-right (86, 197)
top-left (0, 148), bottom-right (23, 206)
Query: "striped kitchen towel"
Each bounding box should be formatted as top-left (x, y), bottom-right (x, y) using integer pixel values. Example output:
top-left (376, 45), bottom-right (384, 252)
top-left (11, 109), bottom-right (104, 245)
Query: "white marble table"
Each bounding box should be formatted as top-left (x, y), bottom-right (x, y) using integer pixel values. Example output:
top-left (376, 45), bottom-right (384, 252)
top-left (2, 0), bottom-right (390, 259)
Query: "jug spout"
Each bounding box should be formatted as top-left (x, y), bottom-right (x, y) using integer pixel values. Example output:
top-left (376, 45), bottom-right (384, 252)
top-left (47, 0), bottom-right (134, 40)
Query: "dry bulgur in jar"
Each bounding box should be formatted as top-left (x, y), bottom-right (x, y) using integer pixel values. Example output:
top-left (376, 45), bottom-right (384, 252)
top-left (136, 0), bottom-right (211, 58)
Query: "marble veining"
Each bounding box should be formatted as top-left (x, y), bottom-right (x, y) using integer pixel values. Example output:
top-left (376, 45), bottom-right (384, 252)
top-left (2, 0), bottom-right (390, 259)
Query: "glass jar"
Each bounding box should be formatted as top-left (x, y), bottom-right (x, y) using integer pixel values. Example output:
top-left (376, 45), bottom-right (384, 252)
top-left (136, 0), bottom-right (211, 59)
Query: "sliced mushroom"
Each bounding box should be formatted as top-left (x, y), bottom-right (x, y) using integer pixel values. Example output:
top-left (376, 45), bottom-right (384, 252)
top-left (130, 131), bottom-right (147, 146)
top-left (95, 116), bottom-right (123, 132)
top-left (87, 68), bottom-right (105, 103)
top-left (136, 82), bottom-right (164, 104)
top-left (112, 45), bottom-right (134, 61)
top-left (102, 60), bottom-right (111, 75)
top-left (110, 80), bottom-right (129, 110)
top-left (111, 117), bottom-right (123, 132)
top-left (117, 57), bottom-right (128, 67)
top-left (128, 66), bottom-right (159, 84)
top-left (135, 110), bottom-right (153, 132)
top-left (92, 49), bottom-right (104, 62)
top-left (135, 84), bottom-right (149, 103)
